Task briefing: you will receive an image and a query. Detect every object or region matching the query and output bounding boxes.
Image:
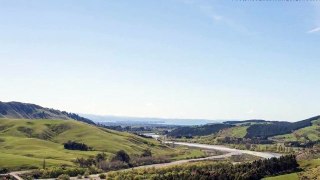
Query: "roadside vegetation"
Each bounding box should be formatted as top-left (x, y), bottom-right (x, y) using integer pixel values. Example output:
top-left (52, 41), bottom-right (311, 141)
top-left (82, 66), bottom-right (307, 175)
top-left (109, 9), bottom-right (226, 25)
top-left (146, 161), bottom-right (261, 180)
top-left (107, 155), bottom-right (298, 180)
top-left (21, 149), bottom-right (166, 179)
top-left (166, 116), bottom-right (320, 180)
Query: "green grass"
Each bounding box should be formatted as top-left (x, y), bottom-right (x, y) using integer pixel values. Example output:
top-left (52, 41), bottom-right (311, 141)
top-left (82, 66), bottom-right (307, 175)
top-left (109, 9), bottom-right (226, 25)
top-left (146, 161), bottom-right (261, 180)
top-left (273, 126), bottom-right (320, 142)
top-left (0, 152), bottom-right (73, 169)
top-left (216, 126), bottom-right (248, 138)
top-left (171, 148), bottom-right (206, 161)
top-left (272, 119), bottom-right (320, 142)
top-left (0, 118), bottom-right (172, 170)
top-left (229, 126), bottom-right (248, 138)
top-left (263, 173), bottom-right (299, 180)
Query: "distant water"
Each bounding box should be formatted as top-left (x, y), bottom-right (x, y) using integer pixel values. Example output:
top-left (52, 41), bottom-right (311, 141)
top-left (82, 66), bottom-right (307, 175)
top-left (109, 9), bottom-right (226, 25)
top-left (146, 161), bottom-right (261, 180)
top-left (158, 119), bottom-right (222, 126)
top-left (81, 114), bottom-right (227, 126)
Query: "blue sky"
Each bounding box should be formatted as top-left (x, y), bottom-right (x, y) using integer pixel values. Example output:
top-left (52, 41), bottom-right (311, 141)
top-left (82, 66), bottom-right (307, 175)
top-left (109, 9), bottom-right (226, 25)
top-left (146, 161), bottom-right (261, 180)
top-left (0, 0), bottom-right (319, 121)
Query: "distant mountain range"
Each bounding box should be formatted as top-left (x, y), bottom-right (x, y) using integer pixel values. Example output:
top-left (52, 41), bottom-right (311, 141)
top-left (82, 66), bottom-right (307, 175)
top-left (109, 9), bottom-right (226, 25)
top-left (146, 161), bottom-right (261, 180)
top-left (0, 101), bottom-right (95, 124)
top-left (81, 114), bottom-right (224, 126)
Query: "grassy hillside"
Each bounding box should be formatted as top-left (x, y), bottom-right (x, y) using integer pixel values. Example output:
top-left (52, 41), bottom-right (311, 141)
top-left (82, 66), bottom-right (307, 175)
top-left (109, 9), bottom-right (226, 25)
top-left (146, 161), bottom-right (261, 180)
top-left (245, 116), bottom-right (320, 139)
top-left (216, 126), bottom-right (248, 138)
top-left (272, 118), bottom-right (320, 142)
top-left (0, 118), bottom-right (170, 170)
top-left (171, 116), bottom-right (320, 144)
top-left (0, 101), bottom-right (94, 124)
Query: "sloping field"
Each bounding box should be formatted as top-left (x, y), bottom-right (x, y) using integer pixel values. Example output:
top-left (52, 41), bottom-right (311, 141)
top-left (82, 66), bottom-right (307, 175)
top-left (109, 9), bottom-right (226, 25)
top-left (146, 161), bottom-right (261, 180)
top-left (0, 119), bottom-right (170, 170)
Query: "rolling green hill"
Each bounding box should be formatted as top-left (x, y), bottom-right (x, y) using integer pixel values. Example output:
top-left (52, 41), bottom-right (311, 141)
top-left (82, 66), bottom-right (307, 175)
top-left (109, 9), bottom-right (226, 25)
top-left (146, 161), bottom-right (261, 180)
top-left (170, 116), bottom-right (320, 142)
top-left (272, 118), bottom-right (320, 142)
top-left (0, 118), bottom-right (170, 170)
top-left (0, 101), bottom-right (94, 124)
top-left (171, 116), bottom-right (320, 149)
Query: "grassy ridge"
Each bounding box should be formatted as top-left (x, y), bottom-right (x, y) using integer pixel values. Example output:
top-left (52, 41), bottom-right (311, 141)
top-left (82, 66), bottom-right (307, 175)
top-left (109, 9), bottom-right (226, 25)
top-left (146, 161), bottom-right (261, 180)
top-left (0, 119), bottom-right (170, 170)
top-left (272, 119), bottom-right (320, 142)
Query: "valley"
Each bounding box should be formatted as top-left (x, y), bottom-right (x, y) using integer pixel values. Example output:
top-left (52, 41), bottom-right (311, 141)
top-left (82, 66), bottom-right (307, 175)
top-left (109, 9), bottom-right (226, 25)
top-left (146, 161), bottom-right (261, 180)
top-left (0, 102), bottom-right (319, 179)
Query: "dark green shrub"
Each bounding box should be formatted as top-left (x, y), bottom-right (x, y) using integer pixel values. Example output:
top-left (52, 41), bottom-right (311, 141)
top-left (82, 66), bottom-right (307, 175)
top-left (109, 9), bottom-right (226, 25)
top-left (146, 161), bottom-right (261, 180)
top-left (112, 150), bottom-right (130, 163)
top-left (63, 141), bottom-right (92, 151)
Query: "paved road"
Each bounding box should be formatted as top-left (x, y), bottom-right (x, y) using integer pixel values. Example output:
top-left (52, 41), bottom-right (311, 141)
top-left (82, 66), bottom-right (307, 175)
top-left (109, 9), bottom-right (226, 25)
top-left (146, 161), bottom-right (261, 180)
top-left (165, 141), bottom-right (282, 159)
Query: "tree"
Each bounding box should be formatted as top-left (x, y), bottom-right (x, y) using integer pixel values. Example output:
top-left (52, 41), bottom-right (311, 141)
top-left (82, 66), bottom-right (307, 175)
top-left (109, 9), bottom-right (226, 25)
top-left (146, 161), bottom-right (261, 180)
top-left (63, 141), bottom-right (91, 151)
top-left (112, 150), bottom-right (130, 163)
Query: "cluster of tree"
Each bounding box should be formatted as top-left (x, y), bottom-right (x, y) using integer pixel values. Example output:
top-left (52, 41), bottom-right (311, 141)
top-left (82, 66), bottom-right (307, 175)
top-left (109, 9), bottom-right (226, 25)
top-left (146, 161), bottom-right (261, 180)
top-left (168, 124), bottom-right (234, 138)
top-left (245, 116), bottom-right (319, 138)
top-left (107, 155), bottom-right (299, 180)
top-left (217, 136), bottom-right (273, 144)
top-left (62, 112), bottom-right (95, 125)
top-left (74, 152), bottom-right (108, 168)
top-left (285, 140), bottom-right (320, 148)
top-left (74, 149), bottom-right (169, 173)
top-left (224, 119), bottom-right (269, 124)
top-left (63, 141), bottom-right (92, 151)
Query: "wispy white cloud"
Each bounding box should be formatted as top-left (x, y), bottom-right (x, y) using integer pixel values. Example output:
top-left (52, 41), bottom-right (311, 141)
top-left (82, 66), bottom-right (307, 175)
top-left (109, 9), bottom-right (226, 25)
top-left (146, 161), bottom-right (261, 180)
top-left (179, 1), bottom-right (248, 33)
top-left (307, 27), bottom-right (320, 33)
